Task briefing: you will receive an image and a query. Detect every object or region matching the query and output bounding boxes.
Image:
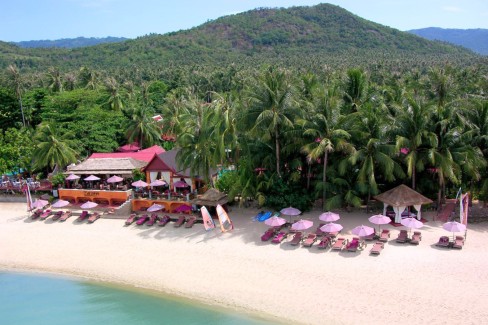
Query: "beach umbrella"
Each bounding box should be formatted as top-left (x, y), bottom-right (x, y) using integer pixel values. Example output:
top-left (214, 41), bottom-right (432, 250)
top-left (174, 205), bottom-right (192, 213)
top-left (320, 223), bottom-right (343, 233)
top-left (280, 207), bottom-right (301, 222)
top-left (51, 199), bottom-right (70, 208)
top-left (66, 174), bottom-right (80, 181)
top-left (132, 180), bottom-right (148, 187)
top-left (352, 225), bottom-right (375, 238)
top-left (32, 199), bottom-right (49, 209)
top-left (174, 180), bottom-right (189, 188)
top-left (107, 175), bottom-right (123, 183)
top-left (147, 203), bottom-right (164, 212)
top-left (84, 175), bottom-right (100, 181)
top-left (80, 201), bottom-right (98, 209)
top-left (443, 221), bottom-right (466, 241)
top-left (319, 211), bottom-right (340, 222)
top-left (264, 216), bottom-right (286, 227)
top-left (291, 219), bottom-right (313, 231)
top-left (400, 217), bottom-right (423, 236)
top-left (149, 179), bottom-right (167, 187)
top-left (368, 214), bottom-right (391, 232)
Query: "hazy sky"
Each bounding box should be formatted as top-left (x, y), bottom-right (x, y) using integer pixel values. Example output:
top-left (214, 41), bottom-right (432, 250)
top-left (2, 0), bottom-right (487, 42)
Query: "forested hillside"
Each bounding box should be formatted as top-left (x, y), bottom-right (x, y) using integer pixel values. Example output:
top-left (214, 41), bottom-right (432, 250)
top-left (409, 28), bottom-right (488, 55)
top-left (14, 37), bottom-right (129, 49)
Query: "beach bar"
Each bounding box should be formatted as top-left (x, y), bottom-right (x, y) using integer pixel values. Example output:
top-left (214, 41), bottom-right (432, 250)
top-left (58, 188), bottom-right (132, 205)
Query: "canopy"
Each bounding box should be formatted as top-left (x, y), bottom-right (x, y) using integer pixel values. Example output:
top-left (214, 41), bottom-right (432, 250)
top-left (374, 184), bottom-right (433, 223)
top-left (107, 175), bottom-right (123, 183)
top-left (84, 175), bottom-right (100, 181)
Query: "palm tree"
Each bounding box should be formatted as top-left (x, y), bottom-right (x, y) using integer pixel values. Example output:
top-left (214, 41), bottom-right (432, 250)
top-left (342, 68), bottom-right (368, 113)
top-left (242, 67), bottom-right (296, 177)
top-left (125, 106), bottom-right (161, 148)
top-left (6, 64), bottom-right (26, 127)
top-left (47, 67), bottom-right (63, 93)
top-left (32, 123), bottom-right (78, 172)
top-left (104, 77), bottom-right (125, 111)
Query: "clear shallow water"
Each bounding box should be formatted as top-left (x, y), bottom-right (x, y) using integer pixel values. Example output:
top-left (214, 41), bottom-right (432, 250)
top-left (0, 272), bottom-right (275, 325)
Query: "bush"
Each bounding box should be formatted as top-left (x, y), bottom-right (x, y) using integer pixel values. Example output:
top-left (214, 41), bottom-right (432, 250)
top-left (263, 178), bottom-right (313, 212)
top-left (51, 173), bottom-right (65, 187)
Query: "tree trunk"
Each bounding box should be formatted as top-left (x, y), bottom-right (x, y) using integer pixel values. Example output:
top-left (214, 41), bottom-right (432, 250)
top-left (322, 151), bottom-right (328, 211)
top-left (411, 164), bottom-right (416, 190)
top-left (275, 129), bottom-right (281, 177)
top-left (306, 163), bottom-right (311, 190)
top-left (19, 95), bottom-right (25, 127)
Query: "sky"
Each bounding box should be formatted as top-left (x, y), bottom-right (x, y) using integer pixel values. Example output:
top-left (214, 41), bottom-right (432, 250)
top-left (1, 0), bottom-right (487, 42)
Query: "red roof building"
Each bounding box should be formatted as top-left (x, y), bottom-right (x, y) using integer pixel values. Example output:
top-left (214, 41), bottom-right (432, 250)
top-left (89, 145), bottom-right (165, 163)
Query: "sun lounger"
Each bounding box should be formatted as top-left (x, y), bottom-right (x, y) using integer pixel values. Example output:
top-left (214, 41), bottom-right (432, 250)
top-left (289, 232), bottom-right (303, 245)
top-left (271, 231), bottom-right (288, 244)
top-left (346, 237), bottom-right (360, 252)
top-left (39, 209), bottom-right (52, 220)
top-left (378, 229), bottom-right (390, 242)
top-left (364, 231), bottom-right (377, 241)
top-left (31, 209), bottom-right (42, 219)
top-left (370, 242), bottom-right (384, 255)
top-left (436, 236), bottom-right (451, 248)
top-left (410, 231), bottom-right (422, 245)
top-left (173, 215), bottom-right (186, 227)
top-left (59, 211), bottom-right (72, 222)
top-left (452, 236), bottom-right (465, 249)
top-left (158, 215), bottom-right (171, 227)
top-left (51, 211), bottom-right (63, 221)
top-left (315, 223), bottom-right (326, 236)
top-left (302, 233), bottom-right (317, 247)
top-left (185, 216), bottom-right (197, 228)
top-left (317, 236), bottom-right (332, 249)
top-left (77, 210), bottom-right (90, 222)
top-left (324, 231), bottom-right (339, 238)
top-left (261, 228), bottom-right (276, 241)
top-left (136, 214), bottom-right (149, 225)
top-left (146, 214), bottom-right (158, 226)
top-left (396, 230), bottom-right (409, 243)
top-left (125, 213), bottom-right (137, 225)
top-left (87, 212), bottom-right (100, 223)
top-left (332, 237), bottom-right (346, 250)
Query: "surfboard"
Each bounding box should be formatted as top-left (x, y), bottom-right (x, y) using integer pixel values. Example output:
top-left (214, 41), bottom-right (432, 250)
top-left (200, 206), bottom-right (215, 231)
top-left (216, 204), bottom-right (234, 232)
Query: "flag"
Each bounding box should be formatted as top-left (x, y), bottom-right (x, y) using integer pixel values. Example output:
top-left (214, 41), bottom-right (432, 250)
top-left (22, 183), bottom-right (33, 211)
top-left (460, 193), bottom-right (469, 226)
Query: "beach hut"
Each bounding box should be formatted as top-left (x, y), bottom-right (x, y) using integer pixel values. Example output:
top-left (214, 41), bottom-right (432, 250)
top-left (374, 185), bottom-right (433, 223)
top-left (190, 188), bottom-right (229, 211)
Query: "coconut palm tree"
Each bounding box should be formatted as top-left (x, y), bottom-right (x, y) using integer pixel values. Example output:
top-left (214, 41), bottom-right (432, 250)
top-left (6, 64), bottom-right (26, 127)
top-left (47, 67), bottom-right (63, 93)
top-left (125, 106), bottom-right (161, 148)
top-left (32, 123), bottom-right (78, 172)
top-left (104, 77), bottom-right (125, 111)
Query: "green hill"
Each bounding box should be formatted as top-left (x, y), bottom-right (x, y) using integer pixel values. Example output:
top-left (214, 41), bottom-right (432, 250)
top-left (13, 36), bottom-right (129, 49)
top-left (0, 4), bottom-right (480, 72)
top-left (409, 28), bottom-right (488, 55)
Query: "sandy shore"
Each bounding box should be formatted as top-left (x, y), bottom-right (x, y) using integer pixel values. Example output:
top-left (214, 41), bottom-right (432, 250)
top-left (1, 202), bottom-right (488, 324)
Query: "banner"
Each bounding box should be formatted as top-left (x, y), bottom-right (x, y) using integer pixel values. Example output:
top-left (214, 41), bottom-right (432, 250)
top-left (460, 193), bottom-right (469, 226)
top-left (22, 182), bottom-right (33, 211)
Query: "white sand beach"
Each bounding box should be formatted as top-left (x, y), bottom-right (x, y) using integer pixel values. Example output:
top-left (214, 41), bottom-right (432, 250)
top-left (1, 202), bottom-right (488, 324)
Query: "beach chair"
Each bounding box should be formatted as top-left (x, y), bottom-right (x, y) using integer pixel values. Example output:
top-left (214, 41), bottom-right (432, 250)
top-left (59, 211), bottom-right (72, 222)
top-left (39, 209), bottom-right (52, 220)
top-left (364, 231), bottom-right (377, 241)
top-left (346, 237), bottom-right (360, 252)
top-left (77, 210), bottom-right (90, 222)
top-left (410, 231), bottom-right (422, 245)
top-left (271, 232), bottom-right (288, 244)
top-left (396, 230), bottom-right (409, 243)
top-left (261, 228), bottom-right (275, 241)
top-left (332, 237), bottom-right (346, 250)
top-left (378, 229), bottom-right (390, 242)
top-left (87, 212), bottom-right (100, 223)
top-left (370, 242), bottom-right (384, 255)
top-left (302, 233), bottom-right (317, 247)
top-left (125, 213), bottom-right (137, 226)
top-left (315, 223), bottom-right (326, 236)
top-left (324, 231), bottom-right (339, 238)
top-left (435, 236), bottom-right (451, 248)
top-left (158, 215), bottom-right (171, 227)
top-left (289, 232), bottom-right (303, 245)
top-left (173, 215), bottom-right (186, 227)
top-left (51, 211), bottom-right (63, 221)
top-left (317, 236), bottom-right (332, 249)
top-left (31, 209), bottom-right (42, 219)
top-left (452, 236), bottom-right (465, 249)
top-left (146, 214), bottom-right (158, 226)
top-left (136, 214), bottom-right (149, 225)
top-left (185, 216), bottom-right (197, 228)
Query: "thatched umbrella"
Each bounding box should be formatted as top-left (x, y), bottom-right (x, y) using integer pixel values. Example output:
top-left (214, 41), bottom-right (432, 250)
top-left (374, 184), bottom-right (433, 223)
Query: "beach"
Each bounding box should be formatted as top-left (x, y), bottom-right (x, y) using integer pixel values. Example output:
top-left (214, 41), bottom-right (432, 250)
top-left (1, 202), bottom-right (487, 324)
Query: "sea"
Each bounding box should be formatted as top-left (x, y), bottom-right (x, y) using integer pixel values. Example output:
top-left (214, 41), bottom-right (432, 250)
top-left (0, 272), bottom-right (276, 325)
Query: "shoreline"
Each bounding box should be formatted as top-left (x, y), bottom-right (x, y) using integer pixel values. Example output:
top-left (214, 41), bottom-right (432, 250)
top-left (2, 202), bottom-right (488, 324)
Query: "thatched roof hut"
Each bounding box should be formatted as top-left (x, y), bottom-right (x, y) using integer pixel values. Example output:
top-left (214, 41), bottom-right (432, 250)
top-left (66, 158), bottom-right (147, 176)
top-left (190, 188), bottom-right (228, 207)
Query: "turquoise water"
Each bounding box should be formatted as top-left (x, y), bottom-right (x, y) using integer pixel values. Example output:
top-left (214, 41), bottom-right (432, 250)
top-left (0, 272), bottom-right (275, 325)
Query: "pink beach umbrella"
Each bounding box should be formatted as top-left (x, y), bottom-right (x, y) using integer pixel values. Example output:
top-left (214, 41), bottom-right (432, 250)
top-left (320, 223), bottom-right (343, 233)
top-left (400, 217), bottom-right (423, 236)
top-left (147, 204), bottom-right (164, 212)
top-left (280, 207), bottom-right (301, 222)
top-left (66, 174), bottom-right (80, 181)
top-left (32, 199), bottom-right (49, 209)
top-left (149, 179), bottom-right (167, 187)
top-left (51, 199), bottom-right (70, 208)
top-left (368, 214), bottom-right (391, 233)
top-left (442, 221), bottom-right (466, 241)
top-left (319, 212), bottom-right (340, 222)
top-left (107, 175), bottom-right (123, 183)
top-left (291, 219), bottom-right (313, 231)
top-left (265, 216), bottom-right (287, 227)
top-left (80, 201), bottom-right (98, 209)
top-left (84, 175), bottom-right (100, 181)
top-left (351, 225), bottom-right (375, 238)
top-left (174, 180), bottom-right (189, 188)
top-left (132, 180), bottom-right (148, 187)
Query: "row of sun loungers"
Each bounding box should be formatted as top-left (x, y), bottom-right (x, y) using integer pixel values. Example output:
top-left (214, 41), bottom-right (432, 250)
top-left (436, 235), bottom-right (465, 249)
top-left (125, 213), bottom-right (198, 228)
